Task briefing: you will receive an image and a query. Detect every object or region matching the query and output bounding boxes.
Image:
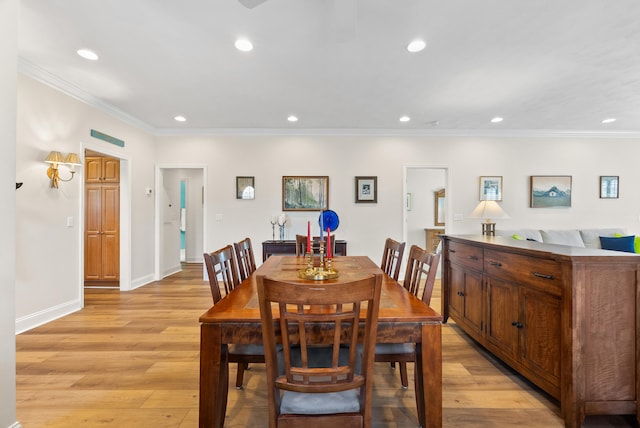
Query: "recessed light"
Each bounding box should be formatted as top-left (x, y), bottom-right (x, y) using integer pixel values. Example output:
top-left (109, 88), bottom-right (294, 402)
top-left (399, 116), bottom-right (411, 122)
top-left (77, 48), bottom-right (99, 61)
top-left (491, 117), bottom-right (504, 123)
top-left (406, 39), bottom-right (426, 53)
top-left (235, 38), bottom-right (253, 52)
top-left (174, 116), bottom-right (187, 122)
top-left (287, 115), bottom-right (298, 122)
top-left (601, 118), bottom-right (616, 124)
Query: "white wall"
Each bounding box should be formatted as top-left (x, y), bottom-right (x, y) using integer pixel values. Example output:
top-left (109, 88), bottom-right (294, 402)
top-left (406, 168), bottom-right (446, 250)
top-left (15, 75), bottom-right (157, 331)
top-left (1, 0), bottom-right (18, 425)
top-left (154, 135), bottom-right (640, 265)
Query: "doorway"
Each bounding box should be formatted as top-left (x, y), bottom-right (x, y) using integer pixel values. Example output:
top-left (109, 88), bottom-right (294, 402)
top-left (403, 166), bottom-right (448, 273)
top-left (155, 165), bottom-right (207, 280)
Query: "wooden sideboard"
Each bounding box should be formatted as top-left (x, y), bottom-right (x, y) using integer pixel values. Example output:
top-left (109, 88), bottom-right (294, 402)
top-left (262, 240), bottom-right (347, 261)
top-left (441, 234), bottom-right (640, 428)
top-left (424, 228), bottom-right (445, 253)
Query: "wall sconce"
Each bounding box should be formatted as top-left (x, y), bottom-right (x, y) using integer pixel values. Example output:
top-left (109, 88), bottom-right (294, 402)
top-left (469, 200), bottom-right (509, 236)
top-left (45, 151), bottom-right (82, 188)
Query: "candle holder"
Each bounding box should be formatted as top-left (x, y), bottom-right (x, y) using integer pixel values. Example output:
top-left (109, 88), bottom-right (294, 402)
top-left (277, 218), bottom-right (286, 241)
top-left (298, 241), bottom-right (339, 280)
top-left (270, 219), bottom-right (277, 241)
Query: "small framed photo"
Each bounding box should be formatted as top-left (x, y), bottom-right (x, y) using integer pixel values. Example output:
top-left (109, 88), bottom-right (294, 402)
top-left (600, 175), bottom-right (619, 199)
top-left (355, 176), bottom-right (377, 203)
top-left (282, 176), bottom-right (329, 211)
top-left (479, 176), bottom-right (502, 201)
top-left (236, 176), bottom-right (255, 200)
top-left (530, 175), bottom-right (572, 208)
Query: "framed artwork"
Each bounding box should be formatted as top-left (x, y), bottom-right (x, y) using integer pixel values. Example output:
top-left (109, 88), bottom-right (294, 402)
top-left (236, 176), bottom-right (255, 200)
top-left (479, 176), bottom-right (502, 201)
top-left (530, 175), bottom-right (572, 208)
top-left (282, 176), bottom-right (329, 211)
top-left (600, 175), bottom-right (619, 199)
top-left (355, 176), bottom-right (377, 203)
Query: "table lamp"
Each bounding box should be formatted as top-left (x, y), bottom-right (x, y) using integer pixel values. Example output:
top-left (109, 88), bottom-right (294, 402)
top-left (469, 200), bottom-right (509, 235)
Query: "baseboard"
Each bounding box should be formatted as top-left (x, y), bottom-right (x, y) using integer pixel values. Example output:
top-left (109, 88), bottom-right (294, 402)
top-left (130, 273), bottom-right (155, 290)
top-left (15, 299), bottom-right (81, 334)
top-left (8, 421), bottom-right (22, 428)
top-left (162, 265), bottom-right (181, 278)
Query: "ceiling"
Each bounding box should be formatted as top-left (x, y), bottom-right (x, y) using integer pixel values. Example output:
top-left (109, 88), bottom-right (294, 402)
top-left (18, 0), bottom-right (640, 135)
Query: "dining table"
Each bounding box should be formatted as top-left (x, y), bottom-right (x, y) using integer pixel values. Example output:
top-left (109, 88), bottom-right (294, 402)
top-left (199, 255), bottom-right (443, 427)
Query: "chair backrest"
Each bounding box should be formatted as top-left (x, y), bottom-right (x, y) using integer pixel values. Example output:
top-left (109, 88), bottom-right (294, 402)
top-left (257, 273), bottom-right (382, 425)
top-left (402, 245), bottom-right (441, 305)
top-left (233, 237), bottom-right (256, 282)
top-left (380, 238), bottom-right (406, 281)
top-left (203, 245), bottom-right (239, 303)
top-left (295, 234), bottom-right (337, 257)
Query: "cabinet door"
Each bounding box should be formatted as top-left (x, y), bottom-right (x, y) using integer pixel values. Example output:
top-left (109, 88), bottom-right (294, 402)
top-left (519, 286), bottom-right (561, 386)
top-left (84, 184), bottom-right (103, 280)
top-left (102, 158), bottom-right (120, 182)
top-left (449, 264), bottom-right (483, 334)
top-left (101, 184), bottom-right (120, 280)
top-left (486, 276), bottom-right (519, 358)
top-left (85, 157), bottom-right (102, 183)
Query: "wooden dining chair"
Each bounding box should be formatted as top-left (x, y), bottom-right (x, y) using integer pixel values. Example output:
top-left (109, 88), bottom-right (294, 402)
top-left (257, 273), bottom-right (382, 428)
top-left (380, 238), bottom-right (406, 281)
top-left (295, 234), bottom-right (337, 257)
top-left (234, 237), bottom-right (257, 282)
top-left (204, 245), bottom-right (263, 389)
top-left (375, 245), bottom-right (441, 389)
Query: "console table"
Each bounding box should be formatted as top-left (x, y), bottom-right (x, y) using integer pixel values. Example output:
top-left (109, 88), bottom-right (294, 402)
top-left (441, 234), bottom-right (640, 427)
top-left (262, 240), bottom-right (347, 261)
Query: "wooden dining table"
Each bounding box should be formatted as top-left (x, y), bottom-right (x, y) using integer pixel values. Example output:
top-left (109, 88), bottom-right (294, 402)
top-left (199, 255), bottom-right (443, 427)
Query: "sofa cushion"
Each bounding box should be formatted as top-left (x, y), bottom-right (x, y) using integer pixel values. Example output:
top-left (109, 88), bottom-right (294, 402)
top-left (614, 233), bottom-right (640, 253)
top-left (496, 229), bottom-right (543, 242)
top-left (540, 230), bottom-right (585, 247)
top-left (600, 235), bottom-right (636, 253)
top-left (580, 228), bottom-right (627, 249)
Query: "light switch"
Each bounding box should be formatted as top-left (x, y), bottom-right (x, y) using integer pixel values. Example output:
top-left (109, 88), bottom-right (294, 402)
top-left (66, 216), bottom-right (74, 227)
top-left (453, 213), bottom-right (464, 221)
top-left (215, 214), bottom-right (223, 222)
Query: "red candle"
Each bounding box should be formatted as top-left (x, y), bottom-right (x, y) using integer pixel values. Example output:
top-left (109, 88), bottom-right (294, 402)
top-left (327, 227), bottom-right (331, 258)
top-left (307, 221), bottom-right (311, 253)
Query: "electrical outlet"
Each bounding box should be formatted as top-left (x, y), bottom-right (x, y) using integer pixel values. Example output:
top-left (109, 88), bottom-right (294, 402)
top-left (215, 214), bottom-right (223, 222)
top-left (66, 216), bottom-right (73, 227)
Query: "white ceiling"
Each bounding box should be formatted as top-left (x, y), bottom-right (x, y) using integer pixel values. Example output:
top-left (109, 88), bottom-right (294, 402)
top-left (17, 0), bottom-right (640, 135)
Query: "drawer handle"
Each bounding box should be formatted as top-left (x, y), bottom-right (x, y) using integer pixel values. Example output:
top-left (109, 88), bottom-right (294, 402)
top-left (449, 249), bottom-right (457, 253)
top-left (467, 255), bottom-right (479, 261)
top-left (511, 321), bottom-right (523, 329)
top-left (489, 261), bottom-right (502, 268)
top-left (457, 291), bottom-right (465, 297)
top-left (533, 272), bottom-right (554, 280)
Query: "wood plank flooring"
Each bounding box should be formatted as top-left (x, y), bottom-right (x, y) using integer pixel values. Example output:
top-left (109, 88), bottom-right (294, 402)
top-left (16, 263), bottom-right (637, 427)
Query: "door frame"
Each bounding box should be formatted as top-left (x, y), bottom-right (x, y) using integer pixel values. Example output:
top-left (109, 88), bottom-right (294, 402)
top-left (155, 164), bottom-right (208, 281)
top-left (80, 142), bottom-right (132, 303)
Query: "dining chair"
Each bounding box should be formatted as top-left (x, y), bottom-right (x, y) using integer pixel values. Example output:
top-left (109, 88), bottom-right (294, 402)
top-left (380, 238), bottom-right (406, 281)
top-left (234, 237), bottom-right (257, 282)
top-left (204, 245), bottom-right (264, 389)
top-left (375, 245), bottom-right (441, 389)
top-left (295, 234), bottom-right (337, 257)
top-left (257, 273), bottom-right (382, 428)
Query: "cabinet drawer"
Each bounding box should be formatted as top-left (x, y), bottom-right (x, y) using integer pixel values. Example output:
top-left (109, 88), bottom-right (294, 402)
top-left (484, 249), bottom-right (562, 296)
top-left (448, 241), bottom-right (483, 271)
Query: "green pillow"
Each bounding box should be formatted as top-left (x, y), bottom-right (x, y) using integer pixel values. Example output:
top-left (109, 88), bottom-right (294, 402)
top-left (614, 232), bottom-right (640, 253)
top-left (512, 234), bottom-right (524, 240)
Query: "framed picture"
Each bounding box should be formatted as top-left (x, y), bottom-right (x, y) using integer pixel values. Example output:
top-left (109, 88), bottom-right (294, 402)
top-left (479, 176), bottom-right (502, 201)
top-left (530, 175), bottom-right (572, 208)
top-left (282, 176), bottom-right (329, 211)
top-left (236, 176), bottom-right (255, 200)
top-left (600, 175), bottom-right (619, 199)
top-left (355, 176), bottom-right (377, 203)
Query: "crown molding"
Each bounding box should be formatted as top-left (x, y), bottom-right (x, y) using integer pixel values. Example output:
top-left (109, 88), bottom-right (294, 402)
top-left (18, 58), bottom-right (640, 140)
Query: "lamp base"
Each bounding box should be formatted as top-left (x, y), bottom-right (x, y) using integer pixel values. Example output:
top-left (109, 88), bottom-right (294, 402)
top-left (482, 222), bottom-right (496, 236)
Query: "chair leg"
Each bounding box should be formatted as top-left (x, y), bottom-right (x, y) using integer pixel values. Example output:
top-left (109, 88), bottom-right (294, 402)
top-left (390, 362), bottom-right (396, 369)
top-left (235, 362), bottom-right (247, 389)
top-left (399, 362), bottom-right (409, 389)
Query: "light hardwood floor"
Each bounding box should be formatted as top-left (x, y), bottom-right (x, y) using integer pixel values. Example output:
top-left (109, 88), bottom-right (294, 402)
top-left (16, 263), bottom-right (637, 427)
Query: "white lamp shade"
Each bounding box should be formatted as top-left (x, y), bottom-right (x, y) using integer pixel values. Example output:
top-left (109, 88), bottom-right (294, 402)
top-left (469, 201), bottom-right (509, 222)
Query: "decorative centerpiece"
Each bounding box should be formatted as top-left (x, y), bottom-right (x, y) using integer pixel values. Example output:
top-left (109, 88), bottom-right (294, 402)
top-left (298, 218), bottom-right (338, 280)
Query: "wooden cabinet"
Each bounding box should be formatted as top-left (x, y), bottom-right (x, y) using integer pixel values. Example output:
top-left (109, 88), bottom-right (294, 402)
top-left (85, 156), bottom-right (120, 183)
top-left (424, 228), bottom-right (444, 253)
top-left (84, 155), bottom-right (120, 286)
top-left (442, 235), bottom-right (640, 427)
top-left (262, 240), bottom-right (347, 262)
